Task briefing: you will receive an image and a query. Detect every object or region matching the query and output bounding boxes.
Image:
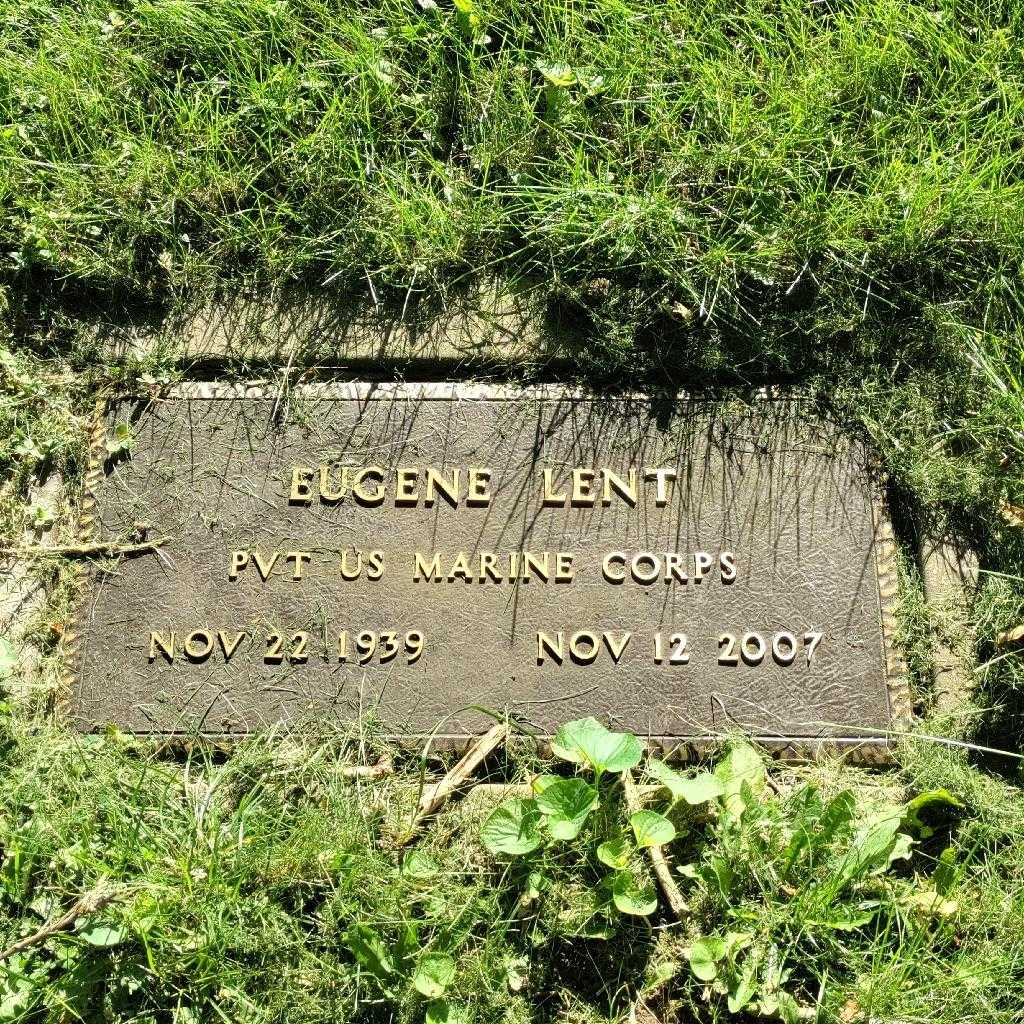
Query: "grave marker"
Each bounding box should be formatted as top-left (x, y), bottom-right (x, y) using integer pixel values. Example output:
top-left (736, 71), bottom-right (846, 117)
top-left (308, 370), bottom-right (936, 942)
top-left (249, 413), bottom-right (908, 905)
top-left (68, 384), bottom-right (905, 754)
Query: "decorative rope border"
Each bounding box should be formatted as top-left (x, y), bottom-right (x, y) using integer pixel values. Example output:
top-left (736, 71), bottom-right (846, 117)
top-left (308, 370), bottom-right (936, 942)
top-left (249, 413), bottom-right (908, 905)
top-left (65, 384), bottom-right (909, 761)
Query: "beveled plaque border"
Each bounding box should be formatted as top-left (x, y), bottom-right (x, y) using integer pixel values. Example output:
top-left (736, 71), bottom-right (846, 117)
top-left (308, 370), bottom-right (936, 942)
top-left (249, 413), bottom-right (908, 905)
top-left (63, 382), bottom-right (910, 761)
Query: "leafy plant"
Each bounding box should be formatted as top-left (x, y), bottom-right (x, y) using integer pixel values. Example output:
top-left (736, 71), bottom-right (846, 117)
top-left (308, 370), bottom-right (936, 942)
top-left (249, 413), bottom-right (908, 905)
top-left (480, 719), bottom-right (723, 929)
top-left (0, 639), bottom-right (17, 681)
top-left (344, 922), bottom-right (462, 1020)
top-left (104, 422), bottom-right (132, 456)
top-left (549, 717), bottom-right (642, 778)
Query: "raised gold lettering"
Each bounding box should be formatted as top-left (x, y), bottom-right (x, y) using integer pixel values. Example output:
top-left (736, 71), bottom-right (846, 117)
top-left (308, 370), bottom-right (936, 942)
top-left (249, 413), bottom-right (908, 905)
top-left (366, 549), bottom-right (385, 580)
top-left (184, 629), bottom-right (213, 661)
top-left (554, 551), bottom-right (575, 582)
top-left (631, 552), bottom-right (660, 584)
top-left (542, 468), bottom-right (567, 507)
top-left (537, 631), bottom-right (564, 664)
top-left (414, 552), bottom-right (442, 581)
top-left (149, 631), bottom-right (175, 662)
top-left (319, 465), bottom-right (347, 502)
top-left (644, 467), bottom-right (677, 506)
top-left (218, 630), bottom-right (245, 659)
top-left (466, 468), bottom-right (492, 506)
top-left (522, 551), bottom-right (549, 582)
top-left (720, 551), bottom-right (737, 582)
top-left (602, 468), bottom-right (638, 506)
top-left (353, 467), bottom-right (385, 506)
top-left (602, 551), bottom-right (627, 583)
top-left (425, 467), bottom-right (460, 507)
top-left (289, 466), bottom-right (314, 504)
top-left (664, 552), bottom-right (688, 583)
top-left (395, 468), bottom-right (420, 505)
top-left (570, 469), bottom-right (597, 506)
top-left (284, 551), bottom-right (312, 581)
top-left (693, 551), bottom-right (714, 581)
top-left (340, 550), bottom-right (362, 581)
top-left (253, 550), bottom-right (279, 581)
top-left (603, 631), bottom-right (632, 662)
top-left (448, 552), bottom-right (471, 581)
top-left (480, 552), bottom-right (501, 582)
top-left (569, 630), bottom-right (599, 664)
top-left (229, 550), bottom-right (249, 580)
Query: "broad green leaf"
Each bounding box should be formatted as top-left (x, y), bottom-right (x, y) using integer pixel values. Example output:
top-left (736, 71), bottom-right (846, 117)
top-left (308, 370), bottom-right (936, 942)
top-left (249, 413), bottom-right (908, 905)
top-left (906, 887), bottom-right (958, 918)
top-left (817, 790), bottom-right (857, 840)
top-left (452, 0), bottom-right (479, 36)
top-left (535, 778), bottom-right (597, 816)
top-left (648, 760), bottom-right (725, 805)
top-left (727, 958), bottom-right (758, 1013)
top-left (701, 855), bottom-right (734, 899)
top-left (0, 960), bottom-right (37, 1019)
top-left (934, 846), bottom-right (957, 895)
top-left (105, 421), bottom-right (133, 455)
top-left (425, 999), bottom-right (470, 1024)
top-left (531, 774), bottom-right (559, 796)
top-left (480, 798), bottom-right (542, 855)
top-left (550, 718), bottom-right (642, 775)
top-left (77, 922), bottom-right (125, 947)
top-left (597, 837), bottom-right (631, 870)
top-left (414, 953), bottom-right (456, 998)
top-left (0, 639), bottom-right (17, 679)
top-left (889, 831), bottom-right (914, 866)
top-left (505, 956), bottom-right (529, 993)
top-left (402, 850), bottom-right (439, 880)
top-left (630, 810), bottom-right (676, 848)
top-left (394, 921), bottom-right (419, 973)
top-left (611, 871), bottom-right (658, 916)
top-left (714, 741), bottom-right (766, 817)
top-left (344, 924), bottom-right (394, 981)
top-left (688, 936), bottom-right (726, 981)
top-left (806, 909), bottom-right (877, 931)
top-left (903, 789), bottom-right (964, 838)
top-left (521, 870), bottom-right (547, 904)
top-left (535, 60), bottom-right (576, 88)
top-left (536, 778), bottom-right (599, 840)
top-left (837, 808), bottom-right (906, 884)
top-left (783, 788), bottom-right (856, 874)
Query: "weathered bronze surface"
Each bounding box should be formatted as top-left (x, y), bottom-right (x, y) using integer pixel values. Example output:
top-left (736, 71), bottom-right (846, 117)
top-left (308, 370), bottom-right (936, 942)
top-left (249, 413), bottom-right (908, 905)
top-left (69, 384), bottom-right (904, 752)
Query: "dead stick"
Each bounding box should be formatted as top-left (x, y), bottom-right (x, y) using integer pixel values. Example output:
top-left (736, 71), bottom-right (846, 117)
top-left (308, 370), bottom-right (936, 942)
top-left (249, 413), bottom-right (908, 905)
top-left (341, 757), bottom-right (394, 779)
top-left (0, 883), bottom-right (122, 962)
top-left (398, 723), bottom-right (509, 845)
top-left (0, 537), bottom-right (170, 558)
top-left (623, 770), bottom-right (689, 920)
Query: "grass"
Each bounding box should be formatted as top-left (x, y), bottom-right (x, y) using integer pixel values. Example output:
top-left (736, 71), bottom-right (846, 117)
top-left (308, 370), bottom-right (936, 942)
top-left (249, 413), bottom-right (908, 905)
top-left (3, 0), bottom-right (1024, 1020)
top-left (0, 719), bottom-right (1022, 1022)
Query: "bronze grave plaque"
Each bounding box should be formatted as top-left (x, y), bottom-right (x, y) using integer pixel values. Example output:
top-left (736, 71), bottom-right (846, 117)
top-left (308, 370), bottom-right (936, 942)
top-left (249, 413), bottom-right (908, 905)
top-left (69, 384), bottom-right (905, 754)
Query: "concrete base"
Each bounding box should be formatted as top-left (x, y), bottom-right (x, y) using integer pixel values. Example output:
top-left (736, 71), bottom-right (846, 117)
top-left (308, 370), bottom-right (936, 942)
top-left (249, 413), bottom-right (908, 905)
top-left (94, 279), bottom-right (570, 372)
top-left (918, 533), bottom-right (979, 717)
top-left (0, 475), bottom-right (63, 689)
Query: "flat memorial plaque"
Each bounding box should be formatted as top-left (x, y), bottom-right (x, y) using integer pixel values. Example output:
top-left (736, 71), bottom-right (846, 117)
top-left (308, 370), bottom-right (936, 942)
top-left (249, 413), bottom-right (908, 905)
top-left (69, 384), bottom-right (905, 754)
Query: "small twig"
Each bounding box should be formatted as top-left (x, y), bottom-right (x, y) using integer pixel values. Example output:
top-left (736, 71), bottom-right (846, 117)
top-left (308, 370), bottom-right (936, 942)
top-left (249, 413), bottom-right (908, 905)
top-left (0, 537), bottom-right (170, 558)
top-left (341, 756), bottom-right (394, 779)
top-left (0, 882), bottom-right (123, 962)
top-left (623, 770), bottom-right (689, 921)
top-left (996, 624), bottom-right (1024, 649)
top-left (397, 723), bottom-right (509, 845)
